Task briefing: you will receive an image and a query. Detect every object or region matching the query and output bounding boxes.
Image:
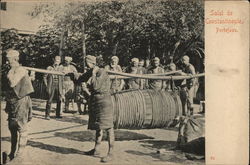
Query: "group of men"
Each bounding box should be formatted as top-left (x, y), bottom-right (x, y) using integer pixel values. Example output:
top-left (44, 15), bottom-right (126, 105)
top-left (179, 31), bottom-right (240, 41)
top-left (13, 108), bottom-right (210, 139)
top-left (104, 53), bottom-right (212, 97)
top-left (3, 49), bottom-right (198, 164)
top-left (41, 54), bottom-right (197, 119)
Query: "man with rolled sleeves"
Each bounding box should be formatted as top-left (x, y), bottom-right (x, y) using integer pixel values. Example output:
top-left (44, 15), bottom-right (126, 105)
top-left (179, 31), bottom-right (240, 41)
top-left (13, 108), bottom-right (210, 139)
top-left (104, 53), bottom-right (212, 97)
top-left (43, 56), bottom-right (64, 119)
top-left (3, 50), bottom-right (34, 164)
top-left (180, 55), bottom-right (196, 115)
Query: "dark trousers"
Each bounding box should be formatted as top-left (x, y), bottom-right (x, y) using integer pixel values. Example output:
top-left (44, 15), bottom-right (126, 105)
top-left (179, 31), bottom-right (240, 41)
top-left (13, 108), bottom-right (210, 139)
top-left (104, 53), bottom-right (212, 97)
top-left (8, 119), bottom-right (28, 158)
top-left (45, 82), bottom-right (62, 117)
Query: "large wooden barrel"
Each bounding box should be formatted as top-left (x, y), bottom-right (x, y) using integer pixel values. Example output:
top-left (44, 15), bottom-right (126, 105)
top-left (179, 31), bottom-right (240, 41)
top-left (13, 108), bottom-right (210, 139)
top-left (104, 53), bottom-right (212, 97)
top-left (111, 89), bottom-right (182, 129)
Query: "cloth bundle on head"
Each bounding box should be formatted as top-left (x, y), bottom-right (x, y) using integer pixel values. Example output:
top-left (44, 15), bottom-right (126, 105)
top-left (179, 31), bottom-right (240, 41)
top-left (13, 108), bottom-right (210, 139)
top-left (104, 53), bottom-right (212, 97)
top-left (6, 49), bottom-right (19, 58)
top-left (65, 56), bottom-right (72, 62)
top-left (86, 55), bottom-right (96, 64)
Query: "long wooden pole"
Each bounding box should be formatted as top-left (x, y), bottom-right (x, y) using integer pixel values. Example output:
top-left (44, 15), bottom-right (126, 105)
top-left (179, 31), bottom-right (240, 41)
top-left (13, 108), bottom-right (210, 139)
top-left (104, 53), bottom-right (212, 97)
top-left (106, 70), bottom-right (205, 80)
top-left (23, 66), bottom-right (204, 80)
top-left (23, 67), bottom-right (65, 76)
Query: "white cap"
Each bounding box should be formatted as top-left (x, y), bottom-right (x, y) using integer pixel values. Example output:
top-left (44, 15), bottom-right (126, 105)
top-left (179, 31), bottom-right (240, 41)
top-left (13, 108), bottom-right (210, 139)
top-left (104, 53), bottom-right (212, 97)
top-left (131, 58), bottom-right (139, 63)
top-left (152, 57), bottom-right (160, 62)
top-left (111, 56), bottom-right (119, 61)
top-left (65, 56), bottom-right (72, 62)
top-left (182, 55), bottom-right (190, 61)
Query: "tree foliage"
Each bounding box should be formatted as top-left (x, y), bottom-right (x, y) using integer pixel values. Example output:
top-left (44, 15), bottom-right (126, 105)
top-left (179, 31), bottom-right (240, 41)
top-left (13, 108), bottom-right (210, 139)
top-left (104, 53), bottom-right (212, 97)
top-left (1, 0), bottom-right (204, 72)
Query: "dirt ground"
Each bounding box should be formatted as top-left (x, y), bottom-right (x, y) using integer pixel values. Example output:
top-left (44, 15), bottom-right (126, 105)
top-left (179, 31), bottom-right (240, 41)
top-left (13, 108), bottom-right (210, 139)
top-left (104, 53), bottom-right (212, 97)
top-left (1, 99), bottom-right (204, 165)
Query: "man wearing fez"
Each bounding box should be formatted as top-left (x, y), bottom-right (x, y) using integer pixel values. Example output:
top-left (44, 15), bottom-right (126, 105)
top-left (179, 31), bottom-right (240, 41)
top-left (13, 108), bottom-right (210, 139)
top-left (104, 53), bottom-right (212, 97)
top-left (43, 56), bottom-right (64, 119)
top-left (146, 57), bottom-right (166, 90)
top-left (81, 55), bottom-right (115, 163)
top-left (3, 50), bottom-right (34, 164)
top-left (104, 56), bottom-right (125, 93)
top-left (62, 56), bottom-right (78, 112)
top-left (180, 55), bottom-right (196, 115)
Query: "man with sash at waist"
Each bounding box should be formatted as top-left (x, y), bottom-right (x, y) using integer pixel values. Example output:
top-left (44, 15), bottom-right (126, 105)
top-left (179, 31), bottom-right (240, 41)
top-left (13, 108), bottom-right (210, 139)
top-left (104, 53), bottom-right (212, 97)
top-left (43, 56), bottom-right (64, 119)
top-left (146, 57), bottom-right (166, 91)
top-left (81, 55), bottom-right (115, 163)
top-left (62, 56), bottom-right (78, 112)
top-left (3, 50), bottom-right (34, 164)
top-left (104, 56), bottom-right (125, 93)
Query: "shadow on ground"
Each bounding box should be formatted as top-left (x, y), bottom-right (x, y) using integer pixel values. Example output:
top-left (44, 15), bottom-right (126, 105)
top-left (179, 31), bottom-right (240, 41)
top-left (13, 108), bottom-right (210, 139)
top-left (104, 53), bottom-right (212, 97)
top-left (32, 112), bottom-right (88, 125)
top-left (125, 140), bottom-right (205, 164)
top-left (125, 150), bottom-right (204, 164)
top-left (55, 130), bottom-right (154, 142)
top-left (139, 140), bottom-right (177, 150)
top-left (27, 140), bottom-right (86, 155)
top-left (1, 136), bottom-right (85, 155)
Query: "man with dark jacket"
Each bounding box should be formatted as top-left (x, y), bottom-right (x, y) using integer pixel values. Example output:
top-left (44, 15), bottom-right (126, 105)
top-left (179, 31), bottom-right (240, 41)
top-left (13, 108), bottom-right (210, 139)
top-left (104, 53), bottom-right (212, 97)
top-left (43, 56), bottom-right (64, 119)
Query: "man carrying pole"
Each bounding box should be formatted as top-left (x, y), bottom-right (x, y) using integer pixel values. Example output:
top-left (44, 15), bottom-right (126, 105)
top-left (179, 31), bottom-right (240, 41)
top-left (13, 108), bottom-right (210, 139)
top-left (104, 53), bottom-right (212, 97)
top-left (3, 50), bottom-right (34, 164)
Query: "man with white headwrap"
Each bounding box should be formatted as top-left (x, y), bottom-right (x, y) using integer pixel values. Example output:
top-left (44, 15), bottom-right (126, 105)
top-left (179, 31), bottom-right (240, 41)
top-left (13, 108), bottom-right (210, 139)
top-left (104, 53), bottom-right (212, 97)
top-left (3, 49), bottom-right (34, 164)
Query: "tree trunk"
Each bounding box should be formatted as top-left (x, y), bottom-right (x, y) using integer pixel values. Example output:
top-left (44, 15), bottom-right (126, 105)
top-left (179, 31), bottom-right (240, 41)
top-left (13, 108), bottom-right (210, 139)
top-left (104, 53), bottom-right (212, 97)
top-left (147, 41), bottom-right (151, 59)
top-left (112, 41), bottom-right (119, 56)
top-left (82, 22), bottom-right (86, 73)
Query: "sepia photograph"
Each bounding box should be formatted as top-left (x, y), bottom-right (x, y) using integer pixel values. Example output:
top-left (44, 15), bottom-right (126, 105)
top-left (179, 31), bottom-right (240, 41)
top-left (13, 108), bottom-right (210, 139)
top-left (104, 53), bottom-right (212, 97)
top-left (0, 0), bottom-right (205, 164)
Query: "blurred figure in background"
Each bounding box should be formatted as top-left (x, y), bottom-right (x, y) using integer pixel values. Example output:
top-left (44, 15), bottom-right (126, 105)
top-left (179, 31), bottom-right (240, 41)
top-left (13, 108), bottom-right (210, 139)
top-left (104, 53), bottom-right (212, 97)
top-left (62, 56), bottom-right (78, 112)
top-left (145, 58), bottom-right (151, 70)
top-left (138, 59), bottom-right (147, 89)
top-left (165, 62), bottom-right (177, 91)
